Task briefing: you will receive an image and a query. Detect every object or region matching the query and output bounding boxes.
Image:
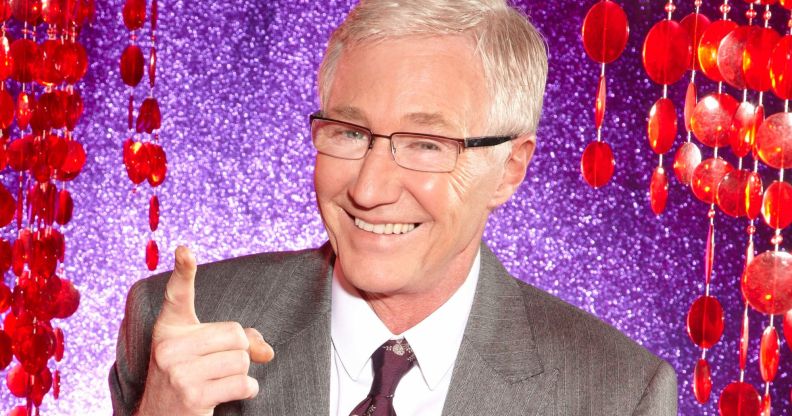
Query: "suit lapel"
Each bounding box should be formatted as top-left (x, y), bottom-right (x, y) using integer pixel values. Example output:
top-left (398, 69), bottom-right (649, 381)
top-left (237, 244), bottom-right (334, 415)
top-left (442, 245), bottom-right (556, 415)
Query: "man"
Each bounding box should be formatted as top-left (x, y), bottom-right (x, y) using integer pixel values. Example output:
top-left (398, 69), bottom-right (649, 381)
top-left (110, 0), bottom-right (678, 415)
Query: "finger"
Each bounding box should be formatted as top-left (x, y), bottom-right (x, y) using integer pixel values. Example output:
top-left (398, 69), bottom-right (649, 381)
top-left (155, 322), bottom-right (249, 363)
top-left (159, 245), bottom-right (200, 326)
top-left (202, 375), bottom-right (260, 406)
top-left (180, 349), bottom-right (251, 381)
top-left (245, 328), bottom-right (275, 363)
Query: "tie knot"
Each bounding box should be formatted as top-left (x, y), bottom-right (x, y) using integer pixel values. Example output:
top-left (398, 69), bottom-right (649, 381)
top-left (369, 339), bottom-right (416, 398)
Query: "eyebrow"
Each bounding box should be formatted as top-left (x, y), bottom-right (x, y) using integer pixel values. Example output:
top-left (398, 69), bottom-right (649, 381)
top-left (326, 106), bottom-right (453, 130)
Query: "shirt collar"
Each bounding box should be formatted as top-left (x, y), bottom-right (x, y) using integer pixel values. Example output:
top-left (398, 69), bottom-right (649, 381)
top-left (330, 250), bottom-right (480, 390)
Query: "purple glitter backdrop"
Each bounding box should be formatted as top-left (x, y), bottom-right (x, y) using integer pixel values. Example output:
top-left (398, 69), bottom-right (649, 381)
top-left (6, 0), bottom-right (792, 414)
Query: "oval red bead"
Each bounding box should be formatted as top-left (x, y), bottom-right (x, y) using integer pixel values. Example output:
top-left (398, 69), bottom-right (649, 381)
top-left (37, 39), bottom-right (63, 87)
top-left (717, 170), bottom-right (757, 218)
top-left (594, 75), bottom-right (606, 130)
top-left (581, 141), bottom-right (614, 188)
top-left (16, 91), bottom-right (32, 130)
top-left (717, 26), bottom-right (757, 90)
top-left (146, 143), bottom-right (167, 187)
top-left (739, 310), bottom-right (749, 370)
top-left (9, 38), bottom-right (40, 83)
top-left (0, 1), bottom-right (10, 22)
top-left (686, 295), bottom-right (725, 349)
top-left (29, 366), bottom-right (51, 406)
top-left (673, 142), bottom-right (701, 186)
top-left (782, 0), bottom-right (792, 8)
top-left (0, 35), bottom-right (13, 81)
top-left (746, 172), bottom-right (763, 220)
top-left (784, 309), bottom-right (792, 347)
top-left (730, 102), bottom-right (759, 158)
top-left (54, 327), bottom-right (64, 362)
top-left (12, 320), bottom-right (54, 374)
top-left (581, 0), bottom-right (629, 64)
top-left (150, 195), bottom-right (160, 231)
top-left (770, 35), bottom-right (792, 100)
top-left (693, 358), bottom-right (712, 404)
top-left (136, 97), bottom-right (162, 133)
top-left (719, 382), bottom-right (761, 416)
top-left (0, 89), bottom-right (13, 129)
top-left (699, 20), bottom-right (738, 82)
top-left (6, 364), bottom-right (28, 398)
top-left (120, 44), bottom-right (144, 87)
top-left (756, 112), bottom-right (792, 169)
top-left (123, 138), bottom-right (150, 185)
top-left (123, 0), bottom-right (146, 30)
top-left (56, 188), bottom-right (73, 225)
top-left (642, 19), bottom-right (691, 85)
top-left (0, 182), bottom-right (15, 228)
top-left (684, 81), bottom-right (696, 133)
top-left (647, 98), bottom-right (677, 154)
top-left (53, 368), bottom-right (60, 399)
top-left (55, 139), bottom-right (86, 181)
top-left (146, 239), bottom-right (159, 271)
top-left (11, 0), bottom-right (41, 24)
top-left (742, 250), bottom-right (792, 315)
top-left (691, 93), bottom-right (739, 148)
top-left (680, 13), bottom-right (711, 71)
top-left (649, 166), bottom-right (668, 215)
top-left (0, 329), bottom-right (10, 371)
top-left (744, 27), bottom-right (781, 92)
top-left (761, 180), bottom-right (792, 230)
top-left (759, 326), bottom-right (779, 382)
top-left (55, 40), bottom-right (88, 84)
top-left (692, 157), bottom-right (734, 204)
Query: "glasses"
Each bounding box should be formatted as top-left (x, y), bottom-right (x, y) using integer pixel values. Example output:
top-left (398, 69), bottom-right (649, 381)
top-left (309, 113), bottom-right (514, 173)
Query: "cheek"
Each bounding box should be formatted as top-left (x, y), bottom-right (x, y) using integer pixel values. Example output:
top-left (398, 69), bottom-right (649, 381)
top-left (314, 156), bottom-right (353, 200)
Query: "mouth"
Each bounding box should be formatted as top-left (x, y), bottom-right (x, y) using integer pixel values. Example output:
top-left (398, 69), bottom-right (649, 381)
top-left (353, 216), bottom-right (420, 235)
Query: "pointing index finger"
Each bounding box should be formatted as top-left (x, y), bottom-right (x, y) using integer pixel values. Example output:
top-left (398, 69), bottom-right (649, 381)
top-left (158, 245), bottom-right (200, 326)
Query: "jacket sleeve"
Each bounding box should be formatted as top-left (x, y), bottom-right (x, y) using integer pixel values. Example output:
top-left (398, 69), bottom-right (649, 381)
top-left (631, 360), bottom-right (678, 416)
top-left (109, 278), bottom-right (161, 415)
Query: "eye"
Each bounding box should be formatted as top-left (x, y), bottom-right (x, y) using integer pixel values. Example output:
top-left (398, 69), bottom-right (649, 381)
top-left (342, 129), bottom-right (366, 141)
top-left (407, 139), bottom-right (443, 152)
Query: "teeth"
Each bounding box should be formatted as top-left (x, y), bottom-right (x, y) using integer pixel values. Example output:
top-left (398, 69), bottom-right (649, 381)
top-left (354, 217), bottom-right (417, 235)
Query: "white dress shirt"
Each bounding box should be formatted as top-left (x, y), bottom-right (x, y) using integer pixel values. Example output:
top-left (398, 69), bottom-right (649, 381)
top-left (329, 251), bottom-right (480, 416)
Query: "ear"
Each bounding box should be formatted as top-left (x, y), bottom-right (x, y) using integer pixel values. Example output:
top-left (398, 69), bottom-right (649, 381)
top-left (487, 134), bottom-right (536, 209)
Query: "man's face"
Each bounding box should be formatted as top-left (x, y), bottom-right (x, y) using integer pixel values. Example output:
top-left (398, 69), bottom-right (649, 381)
top-left (315, 35), bottom-right (509, 299)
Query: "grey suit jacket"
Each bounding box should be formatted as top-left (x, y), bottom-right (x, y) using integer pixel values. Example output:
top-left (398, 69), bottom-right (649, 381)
top-left (109, 243), bottom-right (677, 415)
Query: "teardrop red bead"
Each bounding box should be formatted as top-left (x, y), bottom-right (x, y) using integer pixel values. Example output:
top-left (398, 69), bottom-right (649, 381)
top-left (742, 250), bottom-right (792, 315)
top-left (761, 180), bottom-right (792, 230)
top-left (673, 141), bottom-right (701, 186)
top-left (686, 295), bottom-right (724, 349)
top-left (719, 382), bottom-right (761, 416)
top-left (649, 166), bottom-right (668, 215)
top-left (693, 358), bottom-right (712, 404)
top-left (581, 141), bottom-right (614, 188)
top-left (692, 157), bottom-right (734, 204)
top-left (759, 326), bottom-right (780, 382)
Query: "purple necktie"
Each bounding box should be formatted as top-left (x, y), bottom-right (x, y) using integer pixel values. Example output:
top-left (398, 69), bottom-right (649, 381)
top-left (350, 339), bottom-right (416, 416)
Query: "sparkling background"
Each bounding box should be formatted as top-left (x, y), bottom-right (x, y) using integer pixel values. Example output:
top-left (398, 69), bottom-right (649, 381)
top-left (6, 0), bottom-right (792, 414)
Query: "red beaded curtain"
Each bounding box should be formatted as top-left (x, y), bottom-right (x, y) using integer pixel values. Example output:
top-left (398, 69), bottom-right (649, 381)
top-left (583, 0), bottom-right (792, 413)
top-left (120, 0), bottom-right (165, 272)
top-left (580, 0), bottom-right (628, 189)
top-left (0, 0), bottom-right (96, 414)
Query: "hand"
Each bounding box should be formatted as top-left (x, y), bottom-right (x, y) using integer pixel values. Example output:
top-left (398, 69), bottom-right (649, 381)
top-left (136, 246), bottom-right (275, 416)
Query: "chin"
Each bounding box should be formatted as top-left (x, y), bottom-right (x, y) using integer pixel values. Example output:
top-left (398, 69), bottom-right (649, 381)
top-left (337, 254), bottom-right (413, 296)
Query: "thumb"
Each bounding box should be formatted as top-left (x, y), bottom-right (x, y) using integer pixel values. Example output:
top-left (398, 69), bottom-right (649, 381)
top-left (158, 245), bottom-right (200, 325)
top-left (245, 328), bottom-right (275, 364)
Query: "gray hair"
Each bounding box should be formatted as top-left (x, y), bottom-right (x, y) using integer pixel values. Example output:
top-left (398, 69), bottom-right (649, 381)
top-left (317, 0), bottom-right (548, 140)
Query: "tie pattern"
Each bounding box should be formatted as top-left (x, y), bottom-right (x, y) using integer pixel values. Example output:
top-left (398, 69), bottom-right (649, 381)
top-left (350, 339), bottom-right (416, 416)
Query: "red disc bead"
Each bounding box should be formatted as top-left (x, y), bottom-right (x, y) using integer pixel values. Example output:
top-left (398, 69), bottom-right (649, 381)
top-left (719, 382), bottom-right (761, 416)
top-left (581, 0), bottom-right (629, 64)
top-left (580, 141), bottom-right (614, 188)
top-left (686, 295), bottom-right (724, 348)
top-left (691, 93), bottom-right (739, 148)
top-left (743, 250), bottom-right (792, 315)
top-left (642, 19), bottom-right (691, 85)
top-left (699, 20), bottom-right (738, 82)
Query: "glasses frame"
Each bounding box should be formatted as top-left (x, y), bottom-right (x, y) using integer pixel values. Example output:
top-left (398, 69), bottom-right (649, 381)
top-left (309, 113), bottom-right (514, 172)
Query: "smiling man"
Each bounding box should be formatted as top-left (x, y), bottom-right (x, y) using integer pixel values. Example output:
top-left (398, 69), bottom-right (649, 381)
top-left (110, 1), bottom-right (677, 415)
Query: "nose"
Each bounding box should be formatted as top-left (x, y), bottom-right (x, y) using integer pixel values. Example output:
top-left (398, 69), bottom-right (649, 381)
top-left (348, 137), bottom-right (402, 209)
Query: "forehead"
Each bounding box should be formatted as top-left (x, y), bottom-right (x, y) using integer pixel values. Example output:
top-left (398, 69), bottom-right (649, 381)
top-left (325, 35), bottom-right (490, 134)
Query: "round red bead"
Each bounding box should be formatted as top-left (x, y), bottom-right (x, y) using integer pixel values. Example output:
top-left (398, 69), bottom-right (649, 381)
top-left (692, 157), bottom-right (734, 204)
top-left (742, 250), bottom-right (792, 315)
top-left (580, 141), bottom-right (614, 188)
top-left (642, 19), bottom-right (691, 85)
top-left (691, 93), bottom-right (739, 148)
top-left (719, 382), bottom-right (761, 416)
top-left (672, 141), bottom-right (701, 186)
top-left (698, 20), bottom-right (738, 82)
top-left (761, 180), bottom-right (792, 230)
top-left (581, 0), bottom-right (629, 64)
top-left (756, 112), bottom-right (792, 169)
top-left (686, 295), bottom-right (724, 348)
top-left (744, 27), bottom-right (781, 92)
